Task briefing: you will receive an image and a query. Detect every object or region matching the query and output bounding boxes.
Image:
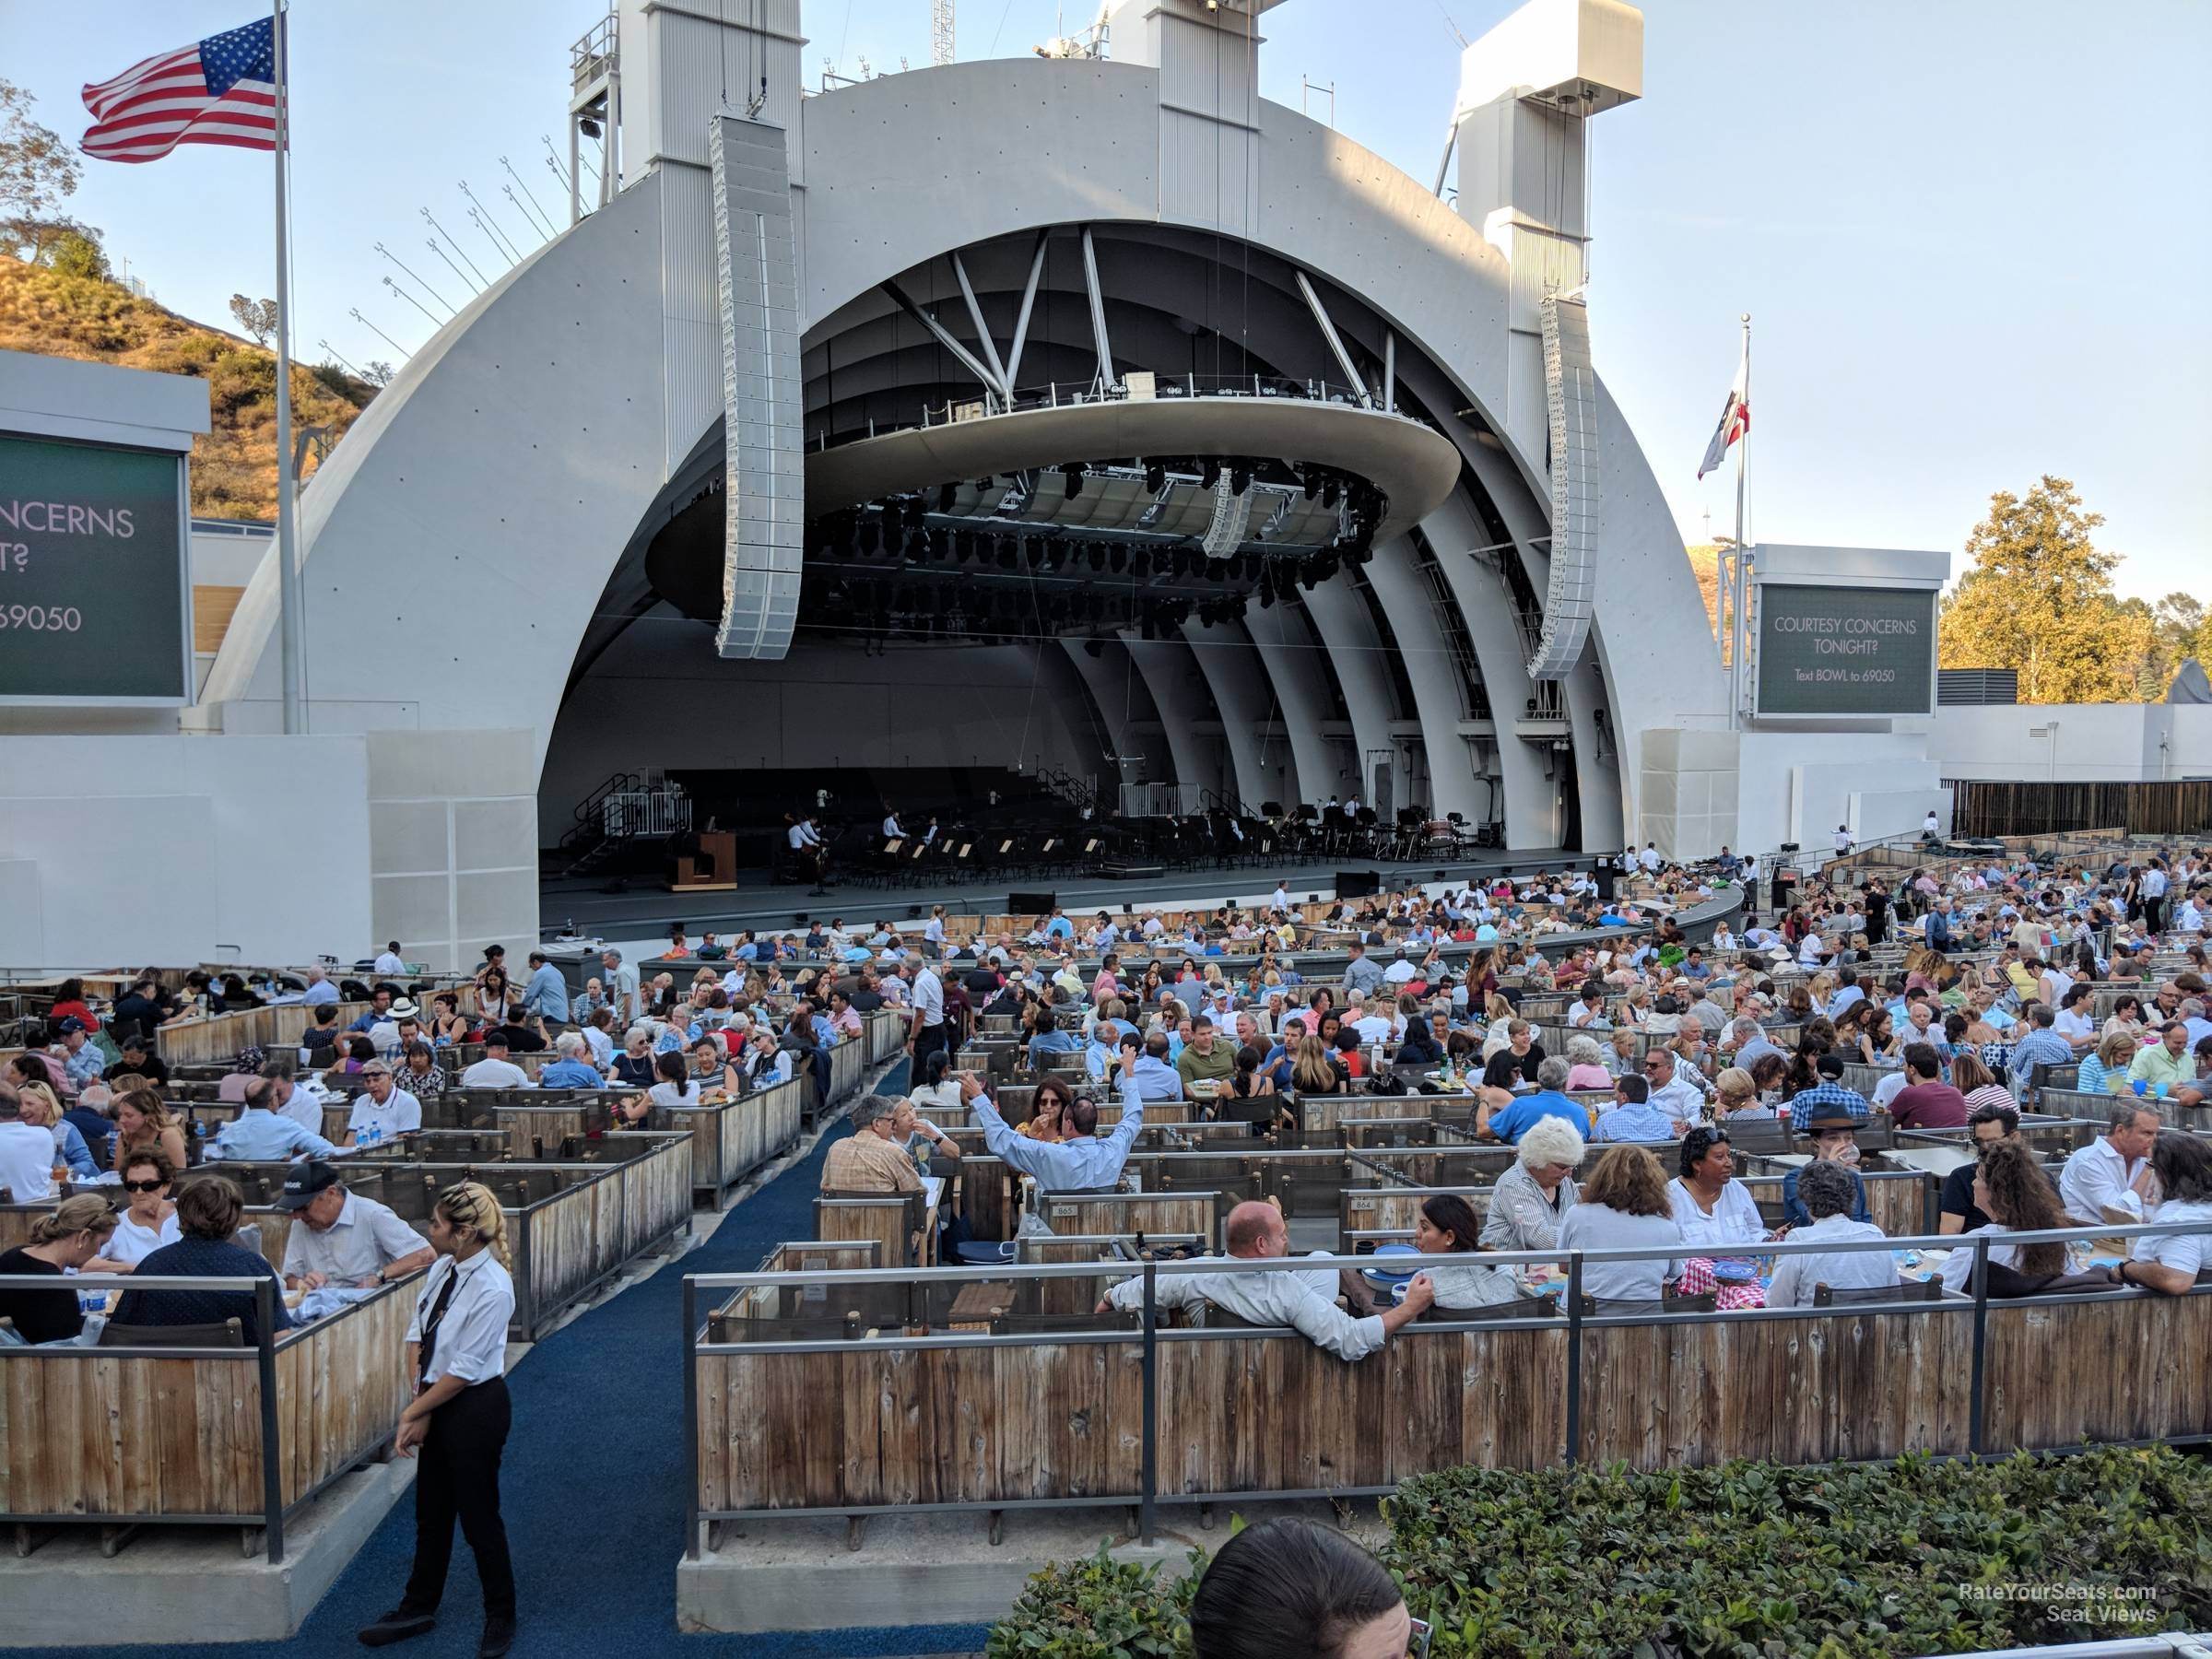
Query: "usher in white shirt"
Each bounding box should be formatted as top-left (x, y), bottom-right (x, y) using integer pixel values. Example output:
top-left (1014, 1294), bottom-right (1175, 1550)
top-left (406, 1252), bottom-right (515, 1387)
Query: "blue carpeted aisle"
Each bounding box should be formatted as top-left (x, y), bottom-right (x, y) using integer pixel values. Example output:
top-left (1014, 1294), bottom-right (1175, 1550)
top-left (71, 1061), bottom-right (994, 1659)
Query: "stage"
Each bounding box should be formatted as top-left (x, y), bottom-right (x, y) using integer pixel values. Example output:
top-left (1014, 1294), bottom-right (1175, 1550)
top-left (539, 847), bottom-right (1604, 957)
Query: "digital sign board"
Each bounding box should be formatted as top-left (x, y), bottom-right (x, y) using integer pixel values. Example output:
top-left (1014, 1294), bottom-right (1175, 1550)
top-left (1753, 582), bottom-right (1936, 718)
top-left (0, 431), bottom-right (192, 703)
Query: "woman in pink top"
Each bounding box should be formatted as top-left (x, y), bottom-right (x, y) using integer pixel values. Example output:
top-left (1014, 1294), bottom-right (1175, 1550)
top-left (1562, 1035), bottom-right (1615, 1091)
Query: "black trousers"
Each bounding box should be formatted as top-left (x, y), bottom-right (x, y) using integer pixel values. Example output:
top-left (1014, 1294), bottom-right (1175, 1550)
top-left (912, 1022), bottom-right (949, 1072)
top-left (402, 1376), bottom-right (515, 1622)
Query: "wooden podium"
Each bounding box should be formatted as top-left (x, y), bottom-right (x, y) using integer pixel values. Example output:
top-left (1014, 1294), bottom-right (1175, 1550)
top-left (672, 830), bottom-right (737, 890)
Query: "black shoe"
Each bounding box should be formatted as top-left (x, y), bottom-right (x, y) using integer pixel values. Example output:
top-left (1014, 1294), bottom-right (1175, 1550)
top-left (478, 1617), bottom-right (516, 1659)
top-left (358, 1609), bottom-right (436, 1647)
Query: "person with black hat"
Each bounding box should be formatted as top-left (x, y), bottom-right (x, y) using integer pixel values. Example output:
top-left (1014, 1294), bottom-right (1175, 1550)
top-left (279, 1162), bottom-right (435, 1291)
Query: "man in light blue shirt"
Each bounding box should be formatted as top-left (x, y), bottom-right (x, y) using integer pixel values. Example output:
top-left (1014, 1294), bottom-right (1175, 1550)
top-left (1825, 969), bottom-right (1865, 1022)
top-left (1119, 1030), bottom-right (1185, 1103)
top-left (210, 1077), bottom-right (339, 1161)
top-left (58, 1020), bottom-right (106, 1089)
top-left (965, 1062), bottom-right (1146, 1190)
top-left (300, 968), bottom-right (340, 1006)
top-left (537, 1031), bottom-right (606, 1088)
top-left (1593, 1075), bottom-right (1677, 1142)
top-left (524, 953), bottom-right (571, 1025)
top-left (1341, 943), bottom-right (1385, 996)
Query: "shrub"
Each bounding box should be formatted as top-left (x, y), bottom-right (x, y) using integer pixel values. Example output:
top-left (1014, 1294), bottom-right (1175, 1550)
top-left (985, 1542), bottom-right (1199, 1658)
top-left (987, 1449), bottom-right (2212, 1658)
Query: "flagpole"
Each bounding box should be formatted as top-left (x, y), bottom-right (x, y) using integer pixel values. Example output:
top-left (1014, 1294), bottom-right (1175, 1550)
top-left (272, 0), bottom-right (304, 735)
top-left (1733, 312), bottom-right (1751, 719)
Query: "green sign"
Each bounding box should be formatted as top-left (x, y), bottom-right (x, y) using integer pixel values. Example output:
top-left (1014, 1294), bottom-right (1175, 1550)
top-left (1754, 582), bottom-right (1936, 717)
top-left (0, 432), bottom-right (190, 701)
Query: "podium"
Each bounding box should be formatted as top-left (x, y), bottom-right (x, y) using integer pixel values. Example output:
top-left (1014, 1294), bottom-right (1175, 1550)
top-left (672, 830), bottom-right (737, 890)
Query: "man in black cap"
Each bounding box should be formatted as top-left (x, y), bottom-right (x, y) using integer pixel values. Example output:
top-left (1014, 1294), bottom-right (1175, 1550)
top-left (278, 1162), bottom-right (433, 1291)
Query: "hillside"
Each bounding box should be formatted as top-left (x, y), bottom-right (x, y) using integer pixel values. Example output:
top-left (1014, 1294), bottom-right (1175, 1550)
top-left (0, 257), bottom-right (375, 520)
top-left (1684, 541), bottom-right (1721, 635)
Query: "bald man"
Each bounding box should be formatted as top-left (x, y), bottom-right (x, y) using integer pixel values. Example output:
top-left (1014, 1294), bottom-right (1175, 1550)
top-left (1099, 1200), bottom-right (1432, 1359)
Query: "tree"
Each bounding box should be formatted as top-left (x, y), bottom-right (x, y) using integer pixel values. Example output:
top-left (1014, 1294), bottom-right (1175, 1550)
top-left (49, 227), bottom-right (110, 282)
top-left (1937, 476), bottom-right (2152, 704)
top-left (0, 79), bottom-right (83, 262)
top-left (229, 294), bottom-right (279, 347)
top-left (363, 360), bottom-right (395, 388)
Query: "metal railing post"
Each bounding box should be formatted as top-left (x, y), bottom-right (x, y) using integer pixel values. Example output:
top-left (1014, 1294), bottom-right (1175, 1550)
top-left (1968, 1235), bottom-right (1990, 1458)
top-left (255, 1277), bottom-right (286, 1565)
top-left (1563, 1253), bottom-right (1583, 1467)
top-left (683, 1275), bottom-right (700, 1561)
top-left (1139, 1261), bottom-right (1158, 1546)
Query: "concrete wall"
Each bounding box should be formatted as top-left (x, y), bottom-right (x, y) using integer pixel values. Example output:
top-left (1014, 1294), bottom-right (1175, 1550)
top-left (1927, 703), bottom-right (2212, 784)
top-left (1637, 725), bottom-right (1947, 863)
top-left (367, 732), bottom-right (541, 973)
top-left (0, 735), bottom-right (371, 970)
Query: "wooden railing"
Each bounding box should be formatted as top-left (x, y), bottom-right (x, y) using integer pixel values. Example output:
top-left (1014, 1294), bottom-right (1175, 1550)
top-left (683, 1220), bottom-right (2212, 1543)
top-left (0, 1272), bottom-right (414, 1562)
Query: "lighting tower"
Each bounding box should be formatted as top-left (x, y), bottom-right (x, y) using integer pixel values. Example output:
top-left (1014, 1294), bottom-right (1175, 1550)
top-left (932, 0), bottom-right (954, 65)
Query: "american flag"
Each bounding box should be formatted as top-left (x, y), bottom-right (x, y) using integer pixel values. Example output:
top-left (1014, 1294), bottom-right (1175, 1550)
top-left (80, 18), bottom-right (281, 164)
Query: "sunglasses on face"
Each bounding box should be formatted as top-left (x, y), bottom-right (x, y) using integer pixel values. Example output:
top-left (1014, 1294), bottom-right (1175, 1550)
top-left (123, 1179), bottom-right (167, 1194)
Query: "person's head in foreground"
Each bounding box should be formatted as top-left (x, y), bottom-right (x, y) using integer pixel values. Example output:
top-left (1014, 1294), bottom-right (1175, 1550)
top-left (1190, 1516), bottom-right (1422, 1659)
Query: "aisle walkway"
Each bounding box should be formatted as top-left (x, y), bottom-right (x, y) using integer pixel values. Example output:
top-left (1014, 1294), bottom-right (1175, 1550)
top-left (82, 1061), bottom-right (994, 1659)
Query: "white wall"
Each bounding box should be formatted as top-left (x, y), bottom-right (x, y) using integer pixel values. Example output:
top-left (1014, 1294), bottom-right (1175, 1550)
top-left (0, 735), bottom-right (371, 971)
top-left (1928, 704), bottom-right (2212, 784)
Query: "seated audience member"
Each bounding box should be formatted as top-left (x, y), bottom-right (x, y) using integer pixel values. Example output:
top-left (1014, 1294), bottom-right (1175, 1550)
top-left (1592, 1073), bottom-right (1675, 1142)
top-left (1412, 1194), bottom-right (1518, 1310)
top-left (0, 1194), bottom-right (120, 1343)
top-left (63, 1086), bottom-right (113, 1173)
top-left (536, 1031), bottom-right (606, 1088)
top-left (102, 1033), bottom-right (171, 1088)
top-left (209, 1077), bottom-right (339, 1162)
top-left (1712, 1065), bottom-right (1770, 1119)
top-left (1561, 1035), bottom-right (1614, 1091)
top-left (1641, 1047), bottom-right (1708, 1127)
top-left (1937, 1100), bottom-right (2019, 1233)
top-left (1787, 1053), bottom-right (1871, 1133)
top-left (2111, 1132), bottom-right (2212, 1295)
top-left (1766, 1159), bottom-right (1898, 1308)
top-left (1288, 1033), bottom-right (1347, 1097)
top-left (1781, 1108), bottom-right (1875, 1230)
top-left (1188, 1516), bottom-right (1418, 1659)
top-left (1100, 1198), bottom-right (1434, 1359)
top-left (646, 1051), bottom-right (702, 1111)
top-left (2075, 1029), bottom-right (2137, 1097)
top-left (1024, 1006), bottom-right (1082, 1068)
top-left (1888, 1042), bottom-right (1967, 1129)
top-left (820, 1095), bottom-right (923, 1195)
top-left (1667, 1126), bottom-right (1768, 1252)
top-left (2057, 1102), bottom-right (2160, 1225)
top-left (458, 1033), bottom-right (532, 1090)
top-left (1556, 1145), bottom-right (1688, 1302)
top-left (105, 1150), bottom-right (182, 1267)
top-left (112, 1176), bottom-right (291, 1346)
top-left (610, 1027), bottom-right (658, 1088)
top-left (2128, 1020), bottom-right (2195, 1094)
top-left (277, 1160), bottom-right (434, 1290)
top-left (108, 1088), bottom-right (190, 1175)
top-left (397, 1041), bottom-right (448, 1100)
top-left (1938, 1138), bottom-right (2069, 1295)
top-left (1479, 1056), bottom-right (1591, 1144)
top-left (907, 1050), bottom-right (964, 1112)
top-left (342, 1062), bottom-right (423, 1147)
top-left (14, 1082), bottom-right (95, 1180)
top-left (1478, 1117), bottom-right (1582, 1252)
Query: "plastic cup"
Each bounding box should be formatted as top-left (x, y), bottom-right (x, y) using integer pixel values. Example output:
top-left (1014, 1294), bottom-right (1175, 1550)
top-left (2132, 1079), bottom-right (2147, 1096)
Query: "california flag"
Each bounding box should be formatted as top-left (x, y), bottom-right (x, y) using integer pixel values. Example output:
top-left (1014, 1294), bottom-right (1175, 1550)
top-left (1696, 345), bottom-right (1749, 479)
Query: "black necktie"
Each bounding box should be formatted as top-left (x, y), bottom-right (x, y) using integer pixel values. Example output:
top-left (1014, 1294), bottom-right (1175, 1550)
top-left (417, 1267), bottom-right (459, 1388)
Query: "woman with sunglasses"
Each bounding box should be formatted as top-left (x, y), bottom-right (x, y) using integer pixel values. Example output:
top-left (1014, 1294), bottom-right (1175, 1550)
top-left (104, 1148), bottom-right (182, 1268)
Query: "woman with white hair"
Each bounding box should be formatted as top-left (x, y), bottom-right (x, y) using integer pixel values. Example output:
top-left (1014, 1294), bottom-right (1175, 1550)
top-left (1563, 1035), bottom-right (1613, 1091)
top-left (1477, 1114), bottom-right (1583, 1253)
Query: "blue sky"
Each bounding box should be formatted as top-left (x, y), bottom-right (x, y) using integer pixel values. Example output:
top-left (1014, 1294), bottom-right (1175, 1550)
top-left (13, 0), bottom-right (2208, 597)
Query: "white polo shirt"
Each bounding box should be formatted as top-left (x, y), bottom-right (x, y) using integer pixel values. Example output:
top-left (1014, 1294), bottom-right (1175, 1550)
top-left (281, 1190), bottom-right (427, 1285)
top-left (346, 1086), bottom-right (423, 1141)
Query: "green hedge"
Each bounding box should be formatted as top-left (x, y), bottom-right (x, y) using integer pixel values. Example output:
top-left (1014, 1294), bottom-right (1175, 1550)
top-left (988, 1448), bottom-right (2212, 1658)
